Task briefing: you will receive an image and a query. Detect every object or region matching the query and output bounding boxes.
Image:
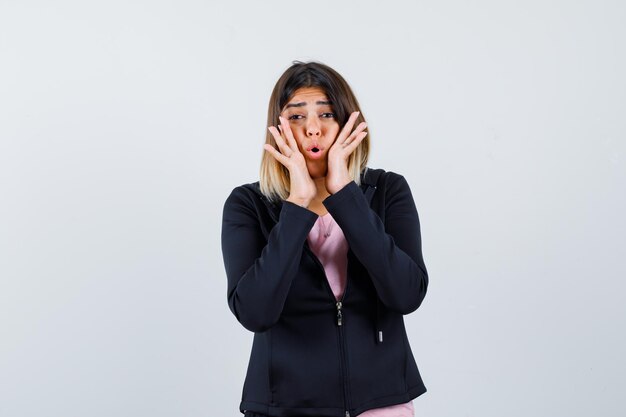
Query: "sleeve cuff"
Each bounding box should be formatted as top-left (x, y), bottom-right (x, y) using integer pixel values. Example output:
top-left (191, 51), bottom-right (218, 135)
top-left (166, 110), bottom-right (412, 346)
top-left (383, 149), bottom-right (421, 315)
top-left (281, 200), bottom-right (320, 225)
top-left (322, 181), bottom-right (361, 211)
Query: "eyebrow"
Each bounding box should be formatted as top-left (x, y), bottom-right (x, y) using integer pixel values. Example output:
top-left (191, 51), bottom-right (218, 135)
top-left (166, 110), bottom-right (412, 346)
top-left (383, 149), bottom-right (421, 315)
top-left (284, 100), bottom-right (333, 109)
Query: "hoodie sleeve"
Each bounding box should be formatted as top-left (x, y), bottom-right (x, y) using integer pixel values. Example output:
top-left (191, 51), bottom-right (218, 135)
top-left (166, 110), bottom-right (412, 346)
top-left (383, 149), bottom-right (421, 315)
top-left (221, 187), bottom-right (319, 332)
top-left (322, 173), bottom-right (428, 314)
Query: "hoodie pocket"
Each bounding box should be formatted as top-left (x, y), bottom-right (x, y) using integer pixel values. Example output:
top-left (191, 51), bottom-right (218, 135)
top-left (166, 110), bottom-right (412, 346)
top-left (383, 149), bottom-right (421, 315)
top-left (345, 311), bottom-right (406, 405)
top-left (270, 318), bottom-right (344, 409)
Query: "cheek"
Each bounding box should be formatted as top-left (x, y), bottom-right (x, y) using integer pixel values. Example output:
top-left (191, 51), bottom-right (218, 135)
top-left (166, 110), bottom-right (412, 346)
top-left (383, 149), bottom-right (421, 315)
top-left (290, 131), bottom-right (307, 149)
top-left (286, 123), bottom-right (305, 142)
top-left (324, 123), bottom-right (340, 140)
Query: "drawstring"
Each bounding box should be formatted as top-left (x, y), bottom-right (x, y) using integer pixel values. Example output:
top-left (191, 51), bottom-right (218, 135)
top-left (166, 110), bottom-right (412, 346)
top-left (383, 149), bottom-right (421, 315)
top-left (375, 297), bottom-right (383, 344)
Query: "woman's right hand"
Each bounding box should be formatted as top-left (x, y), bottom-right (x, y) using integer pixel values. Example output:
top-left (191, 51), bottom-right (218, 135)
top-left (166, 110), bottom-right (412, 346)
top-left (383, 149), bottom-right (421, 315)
top-left (265, 116), bottom-right (317, 208)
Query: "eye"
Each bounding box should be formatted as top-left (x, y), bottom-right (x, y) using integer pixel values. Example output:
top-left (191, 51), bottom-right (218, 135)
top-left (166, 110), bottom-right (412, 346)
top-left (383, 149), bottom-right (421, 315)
top-left (321, 112), bottom-right (336, 118)
top-left (287, 114), bottom-right (303, 120)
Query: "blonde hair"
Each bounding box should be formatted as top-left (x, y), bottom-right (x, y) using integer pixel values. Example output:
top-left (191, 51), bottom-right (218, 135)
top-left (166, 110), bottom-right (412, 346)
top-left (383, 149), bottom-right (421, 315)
top-left (260, 61), bottom-right (370, 202)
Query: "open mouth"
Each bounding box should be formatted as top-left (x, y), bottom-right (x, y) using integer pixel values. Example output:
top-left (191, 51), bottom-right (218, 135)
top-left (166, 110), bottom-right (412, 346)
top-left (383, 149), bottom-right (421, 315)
top-left (305, 144), bottom-right (324, 158)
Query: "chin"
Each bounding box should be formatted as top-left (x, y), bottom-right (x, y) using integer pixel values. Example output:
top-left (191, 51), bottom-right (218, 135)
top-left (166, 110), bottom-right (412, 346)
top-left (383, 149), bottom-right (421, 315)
top-left (306, 162), bottom-right (328, 179)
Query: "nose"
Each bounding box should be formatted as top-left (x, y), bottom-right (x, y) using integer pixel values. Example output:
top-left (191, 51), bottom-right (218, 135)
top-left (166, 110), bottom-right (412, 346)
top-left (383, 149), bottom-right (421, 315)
top-left (306, 117), bottom-right (321, 137)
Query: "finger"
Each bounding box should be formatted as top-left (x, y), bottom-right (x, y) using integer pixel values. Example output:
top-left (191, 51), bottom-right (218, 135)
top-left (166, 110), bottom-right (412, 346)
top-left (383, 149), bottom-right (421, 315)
top-left (270, 125), bottom-right (291, 155)
top-left (342, 122), bottom-right (368, 147)
top-left (263, 143), bottom-right (289, 165)
top-left (268, 126), bottom-right (292, 156)
top-left (279, 116), bottom-right (299, 151)
top-left (343, 131), bottom-right (368, 154)
top-left (337, 111), bottom-right (361, 144)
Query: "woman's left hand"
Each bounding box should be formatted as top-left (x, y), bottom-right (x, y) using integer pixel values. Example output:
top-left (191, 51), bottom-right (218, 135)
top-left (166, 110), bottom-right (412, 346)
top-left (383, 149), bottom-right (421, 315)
top-left (325, 111), bottom-right (368, 194)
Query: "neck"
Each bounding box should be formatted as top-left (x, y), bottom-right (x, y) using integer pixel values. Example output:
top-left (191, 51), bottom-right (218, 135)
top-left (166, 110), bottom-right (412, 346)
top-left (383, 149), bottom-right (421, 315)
top-left (302, 175), bottom-right (330, 216)
top-left (306, 159), bottom-right (327, 180)
top-left (306, 161), bottom-right (330, 199)
top-left (312, 176), bottom-right (330, 201)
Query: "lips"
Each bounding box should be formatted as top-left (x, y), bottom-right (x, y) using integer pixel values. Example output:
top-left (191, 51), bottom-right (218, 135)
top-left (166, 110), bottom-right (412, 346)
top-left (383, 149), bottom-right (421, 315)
top-left (304, 143), bottom-right (325, 159)
top-left (306, 143), bottom-right (323, 153)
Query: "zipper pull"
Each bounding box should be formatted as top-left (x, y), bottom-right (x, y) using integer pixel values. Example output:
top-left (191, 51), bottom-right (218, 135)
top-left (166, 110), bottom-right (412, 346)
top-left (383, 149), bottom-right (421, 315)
top-left (336, 301), bottom-right (343, 326)
top-left (345, 411), bottom-right (350, 417)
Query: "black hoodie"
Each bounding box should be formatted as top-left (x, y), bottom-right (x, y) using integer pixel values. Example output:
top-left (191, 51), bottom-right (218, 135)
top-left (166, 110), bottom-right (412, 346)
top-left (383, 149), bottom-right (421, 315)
top-left (221, 167), bottom-right (428, 417)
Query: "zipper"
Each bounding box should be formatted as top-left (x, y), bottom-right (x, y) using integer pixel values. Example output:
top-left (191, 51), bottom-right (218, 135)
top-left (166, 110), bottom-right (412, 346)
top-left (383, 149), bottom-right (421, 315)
top-left (336, 301), bottom-right (343, 326)
top-left (304, 243), bottom-right (352, 417)
top-left (337, 318), bottom-right (351, 417)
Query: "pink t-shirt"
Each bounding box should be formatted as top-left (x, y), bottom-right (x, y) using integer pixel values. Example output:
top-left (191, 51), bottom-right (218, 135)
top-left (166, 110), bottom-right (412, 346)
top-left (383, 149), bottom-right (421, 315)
top-left (307, 212), bottom-right (415, 417)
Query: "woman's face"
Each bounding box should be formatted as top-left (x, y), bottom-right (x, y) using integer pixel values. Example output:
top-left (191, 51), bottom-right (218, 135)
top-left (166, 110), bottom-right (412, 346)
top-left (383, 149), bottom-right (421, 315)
top-left (280, 87), bottom-right (340, 169)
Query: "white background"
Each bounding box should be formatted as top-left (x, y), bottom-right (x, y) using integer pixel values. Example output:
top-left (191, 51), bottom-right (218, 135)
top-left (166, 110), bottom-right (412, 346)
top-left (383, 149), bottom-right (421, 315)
top-left (1, 1), bottom-right (625, 416)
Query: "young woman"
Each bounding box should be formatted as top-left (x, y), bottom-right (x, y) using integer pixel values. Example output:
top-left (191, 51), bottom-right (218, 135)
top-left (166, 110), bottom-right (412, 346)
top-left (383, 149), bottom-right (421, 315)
top-left (221, 61), bottom-right (429, 417)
